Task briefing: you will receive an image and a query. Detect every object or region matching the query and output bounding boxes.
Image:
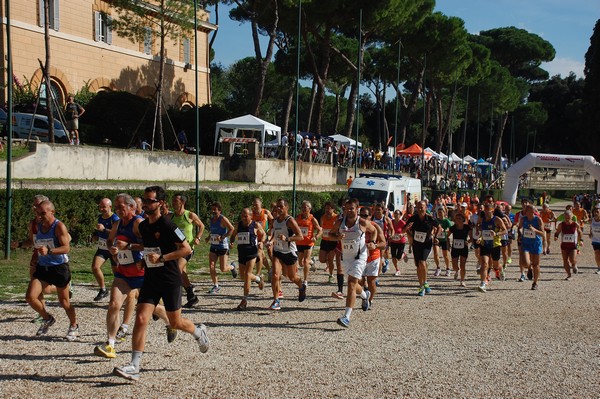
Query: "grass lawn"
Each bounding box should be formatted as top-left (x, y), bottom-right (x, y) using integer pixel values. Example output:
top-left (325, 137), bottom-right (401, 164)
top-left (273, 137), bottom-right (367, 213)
top-left (0, 241), bottom-right (241, 301)
top-left (0, 144), bottom-right (29, 160)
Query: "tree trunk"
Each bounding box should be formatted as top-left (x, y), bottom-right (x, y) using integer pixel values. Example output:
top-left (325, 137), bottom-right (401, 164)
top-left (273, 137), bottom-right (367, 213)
top-left (343, 76), bottom-right (358, 136)
top-left (282, 77), bottom-right (295, 134)
top-left (398, 64), bottom-right (425, 145)
top-left (251, 0), bottom-right (278, 116)
top-left (302, 24), bottom-right (331, 134)
top-left (43, 0), bottom-right (54, 143)
top-left (208, 2), bottom-right (218, 52)
top-left (492, 112), bottom-right (509, 166)
top-left (306, 79), bottom-right (317, 132)
top-left (156, 8), bottom-right (166, 150)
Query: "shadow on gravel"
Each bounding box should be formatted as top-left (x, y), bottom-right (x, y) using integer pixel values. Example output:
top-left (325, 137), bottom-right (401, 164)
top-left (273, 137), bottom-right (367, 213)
top-left (212, 318), bottom-right (339, 332)
top-left (0, 373), bottom-right (132, 387)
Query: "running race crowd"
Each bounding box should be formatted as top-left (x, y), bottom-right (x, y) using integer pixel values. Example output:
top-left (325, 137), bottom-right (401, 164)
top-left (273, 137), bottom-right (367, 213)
top-left (22, 187), bottom-right (600, 381)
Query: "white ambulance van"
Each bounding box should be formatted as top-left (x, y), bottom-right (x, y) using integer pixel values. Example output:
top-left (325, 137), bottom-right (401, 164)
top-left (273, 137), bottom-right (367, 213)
top-left (347, 173), bottom-right (422, 212)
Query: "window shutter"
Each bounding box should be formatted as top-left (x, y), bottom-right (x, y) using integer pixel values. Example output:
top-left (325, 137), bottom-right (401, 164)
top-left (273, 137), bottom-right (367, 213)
top-left (94, 11), bottom-right (100, 41)
top-left (183, 37), bottom-right (190, 64)
top-left (38, 0), bottom-right (45, 27)
top-left (53, 0), bottom-right (60, 31)
top-left (106, 16), bottom-right (113, 45)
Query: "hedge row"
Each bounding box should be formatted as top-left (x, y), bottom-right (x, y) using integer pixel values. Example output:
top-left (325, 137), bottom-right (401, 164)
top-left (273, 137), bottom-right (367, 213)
top-left (0, 189), bottom-right (348, 246)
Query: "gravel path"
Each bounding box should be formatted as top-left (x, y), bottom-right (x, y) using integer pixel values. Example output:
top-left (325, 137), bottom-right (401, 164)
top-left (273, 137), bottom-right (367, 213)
top-left (1, 203), bottom-right (599, 398)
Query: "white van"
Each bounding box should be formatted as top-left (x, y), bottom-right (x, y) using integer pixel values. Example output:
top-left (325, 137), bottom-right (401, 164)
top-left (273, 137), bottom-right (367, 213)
top-left (8, 113), bottom-right (69, 143)
top-left (348, 173), bottom-right (422, 212)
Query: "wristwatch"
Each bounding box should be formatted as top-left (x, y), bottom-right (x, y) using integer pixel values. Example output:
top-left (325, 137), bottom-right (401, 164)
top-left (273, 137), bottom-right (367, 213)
top-left (158, 255), bottom-right (165, 262)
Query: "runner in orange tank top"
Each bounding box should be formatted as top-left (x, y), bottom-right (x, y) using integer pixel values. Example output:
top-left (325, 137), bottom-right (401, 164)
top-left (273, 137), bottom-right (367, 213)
top-left (295, 200), bottom-right (322, 285)
top-left (319, 202), bottom-right (344, 298)
top-left (540, 203), bottom-right (556, 254)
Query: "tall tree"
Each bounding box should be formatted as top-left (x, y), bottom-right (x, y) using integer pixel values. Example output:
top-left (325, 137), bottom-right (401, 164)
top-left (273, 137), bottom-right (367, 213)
top-left (111, 0), bottom-right (196, 150)
top-left (583, 19), bottom-right (600, 157)
top-left (228, 0), bottom-right (281, 117)
top-left (474, 27), bottom-right (555, 164)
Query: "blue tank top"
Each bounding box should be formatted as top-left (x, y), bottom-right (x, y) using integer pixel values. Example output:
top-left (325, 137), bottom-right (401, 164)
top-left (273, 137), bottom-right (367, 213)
top-left (522, 216), bottom-right (543, 247)
top-left (97, 213), bottom-right (120, 240)
top-left (115, 215), bottom-right (144, 264)
top-left (35, 219), bottom-right (68, 266)
top-left (236, 220), bottom-right (258, 253)
top-left (209, 215), bottom-right (229, 250)
top-left (480, 216), bottom-right (501, 248)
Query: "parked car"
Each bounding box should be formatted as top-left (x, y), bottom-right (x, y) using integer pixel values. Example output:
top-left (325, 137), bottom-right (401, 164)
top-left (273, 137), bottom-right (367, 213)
top-left (7, 113), bottom-right (69, 143)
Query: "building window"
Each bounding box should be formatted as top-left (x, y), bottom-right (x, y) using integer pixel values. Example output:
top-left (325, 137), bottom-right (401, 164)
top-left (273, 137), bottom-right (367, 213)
top-left (94, 11), bottom-right (113, 44)
top-left (38, 0), bottom-right (60, 31)
top-left (143, 27), bottom-right (152, 55)
top-left (39, 79), bottom-right (64, 108)
top-left (182, 37), bottom-right (191, 64)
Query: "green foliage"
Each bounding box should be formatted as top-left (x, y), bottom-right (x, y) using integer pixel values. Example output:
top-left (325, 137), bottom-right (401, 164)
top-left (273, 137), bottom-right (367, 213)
top-left (167, 103), bottom-right (230, 154)
top-left (12, 75), bottom-right (37, 111)
top-left (111, 0), bottom-right (196, 43)
top-left (0, 189), bottom-right (347, 247)
top-left (475, 27), bottom-right (556, 82)
top-left (81, 91), bottom-right (155, 147)
top-left (73, 81), bottom-right (96, 109)
top-left (583, 20), bottom-right (600, 157)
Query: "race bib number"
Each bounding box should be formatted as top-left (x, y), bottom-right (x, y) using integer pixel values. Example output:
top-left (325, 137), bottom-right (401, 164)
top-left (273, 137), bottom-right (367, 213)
top-left (562, 234), bottom-right (576, 243)
top-left (236, 232), bottom-right (250, 245)
top-left (392, 234), bottom-right (402, 241)
top-left (523, 229), bottom-right (536, 239)
top-left (117, 249), bottom-right (135, 265)
top-left (342, 240), bottom-right (358, 251)
top-left (300, 227), bottom-right (309, 237)
top-left (274, 239), bottom-right (286, 251)
top-left (35, 238), bottom-right (55, 249)
top-left (482, 230), bottom-right (494, 241)
top-left (97, 238), bottom-right (108, 250)
top-left (210, 234), bottom-right (221, 245)
top-left (322, 229), bottom-right (330, 238)
top-left (544, 223), bottom-right (552, 230)
top-left (143, 247), bottom-right (164, 268)
top-left (414, 231), bottom-right (427, 243)
top-left (472, 229), bottom-right (481, 239)
top-left (436, 230), bottom-right (446, 239)
top-left (592, 227), bottom-right (600, 239)
top-left (452, 239), bottom-right (465, 249)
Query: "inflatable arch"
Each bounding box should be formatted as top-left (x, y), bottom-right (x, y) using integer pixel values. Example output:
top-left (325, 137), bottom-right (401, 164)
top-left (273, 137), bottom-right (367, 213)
top-left (502, 153), bottom-right (600, 205)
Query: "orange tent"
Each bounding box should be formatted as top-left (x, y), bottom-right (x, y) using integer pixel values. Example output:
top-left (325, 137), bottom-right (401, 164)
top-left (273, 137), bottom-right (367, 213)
top-left (397, 143), bottom-right (432, 159)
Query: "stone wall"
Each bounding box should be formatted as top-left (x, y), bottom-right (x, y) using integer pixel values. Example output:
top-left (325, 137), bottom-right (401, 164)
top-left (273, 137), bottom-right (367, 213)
top-left (0, 143), bottom-right (352, 187)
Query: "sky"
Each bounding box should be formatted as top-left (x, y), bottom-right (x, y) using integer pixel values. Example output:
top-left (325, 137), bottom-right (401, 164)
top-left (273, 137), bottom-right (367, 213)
top-left (207, 0), bottom-right (600, 79)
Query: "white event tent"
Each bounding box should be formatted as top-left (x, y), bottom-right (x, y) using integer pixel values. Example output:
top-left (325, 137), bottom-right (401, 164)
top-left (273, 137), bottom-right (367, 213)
top-left (328, 134), bottom-right (362, 148)
top-left (448, 152), bottom-right (463, 162)
top-left (214, 114), bottom-right (281, 154)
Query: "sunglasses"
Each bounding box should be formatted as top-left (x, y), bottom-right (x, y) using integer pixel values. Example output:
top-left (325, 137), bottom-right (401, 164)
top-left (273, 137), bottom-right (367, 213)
top-left (141, 197), bottom-right (160, 204)
top-left (359, 214), bottom-right (369, 218)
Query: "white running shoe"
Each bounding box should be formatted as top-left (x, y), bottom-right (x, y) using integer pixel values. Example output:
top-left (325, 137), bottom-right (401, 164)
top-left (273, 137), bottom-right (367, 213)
top-left (113, 364), bottom-right (139, 381)
top-left (196, 324), bottom-right (209, 353)
top-left (65, 324), bottom-right (79, 341)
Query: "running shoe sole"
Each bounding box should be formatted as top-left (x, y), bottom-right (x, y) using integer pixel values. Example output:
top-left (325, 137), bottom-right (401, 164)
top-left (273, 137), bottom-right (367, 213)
top-left (113, 366), bottom-right (139, 381)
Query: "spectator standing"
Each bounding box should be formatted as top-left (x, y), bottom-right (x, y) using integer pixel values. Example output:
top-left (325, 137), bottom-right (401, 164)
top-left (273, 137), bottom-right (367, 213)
top-left (65, 95), bottom-right (85, 145)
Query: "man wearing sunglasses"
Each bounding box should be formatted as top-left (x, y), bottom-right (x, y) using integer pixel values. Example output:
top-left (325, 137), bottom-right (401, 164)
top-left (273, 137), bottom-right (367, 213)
top-left (113, 186), bottom-right (209, 382)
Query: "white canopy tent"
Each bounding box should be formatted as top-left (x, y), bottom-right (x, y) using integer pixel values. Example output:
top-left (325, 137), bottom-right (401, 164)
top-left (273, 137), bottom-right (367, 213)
top-left (463, 154), bottom-right (477, 163)
top-left (214, 114), bottom-right (282, 154)
top-left (328, 134), bottom-right (362, 148)
top-left (425, 147), bottom-right (448, 160)
top-left (448, 152), bottom-right (463, 163)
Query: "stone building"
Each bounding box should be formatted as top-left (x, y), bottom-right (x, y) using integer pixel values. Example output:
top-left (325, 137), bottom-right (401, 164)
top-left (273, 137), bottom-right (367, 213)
top-left (0, 0), bottom-right (216, 108)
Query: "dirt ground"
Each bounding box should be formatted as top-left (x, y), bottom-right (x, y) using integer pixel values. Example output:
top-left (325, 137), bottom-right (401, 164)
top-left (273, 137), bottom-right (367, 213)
top-left (1, 201), bottom-right (599, 398)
